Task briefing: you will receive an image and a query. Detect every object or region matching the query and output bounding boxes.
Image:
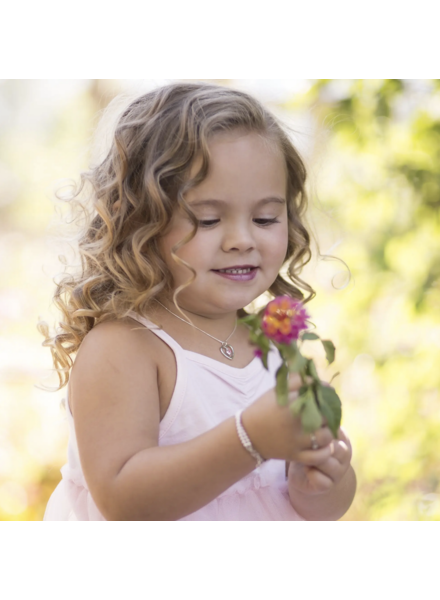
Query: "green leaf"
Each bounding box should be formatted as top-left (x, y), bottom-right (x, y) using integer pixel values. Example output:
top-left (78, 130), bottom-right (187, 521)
top-left (275, 362), bottom-right (289, 406)
top-left (290, 394), bottom-right (307, 416)
top-left (306, 358), bottom-right (320, 382)
top-left (280, 343), bottom-right (298, 362)
top-left (261, 348), bottom-right (270, 370)
top-left (257, 334), bottom-right (271, 351)
top-left (320, 385), bottom-right (342, 438)
top-left (288, 352), bottom-right (308, 373)
top-left (298, 385), bottom-right (309, 397)
top-left (300, 389), bottom-right (322, 433)
top-left (301, 332), bottom-right (320, 341)
top-left (248, 330), bottom-right (260, 344)
top-left (238, 315), bottom-right (261, 327)
top-left (322, 340), bottom-right (336, 364)
top-left (314, 384), bottom-right (323, 409)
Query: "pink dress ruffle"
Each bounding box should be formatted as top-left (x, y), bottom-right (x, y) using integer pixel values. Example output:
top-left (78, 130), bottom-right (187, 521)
top-left (44, 464), bottom-right (105, 521)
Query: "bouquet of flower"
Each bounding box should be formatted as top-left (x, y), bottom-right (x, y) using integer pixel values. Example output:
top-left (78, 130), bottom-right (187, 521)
top-left (238, 296), bottom-right (342, 438)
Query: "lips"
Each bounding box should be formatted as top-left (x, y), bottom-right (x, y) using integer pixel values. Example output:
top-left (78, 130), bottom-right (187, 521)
top-left (213, 266), bottom-right (258, 282)
top-left (212, 265), bottom-right (258, 271)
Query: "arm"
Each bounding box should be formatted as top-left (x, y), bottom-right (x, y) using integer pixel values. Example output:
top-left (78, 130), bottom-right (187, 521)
top-left (71, 322), bottom-right (334, 521)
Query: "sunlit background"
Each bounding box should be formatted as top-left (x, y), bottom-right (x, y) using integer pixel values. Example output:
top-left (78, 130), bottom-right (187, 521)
top-left (1, 79), bottom-right (439, 520)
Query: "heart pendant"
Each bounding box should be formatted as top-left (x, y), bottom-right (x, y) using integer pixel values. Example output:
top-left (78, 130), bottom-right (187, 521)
top-left (220, 343), bottom-right (234, 360)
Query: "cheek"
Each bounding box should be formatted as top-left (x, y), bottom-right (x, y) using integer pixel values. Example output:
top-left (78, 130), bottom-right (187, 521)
top-left (267, 224), bottom-right (289, 259)
top-left (159, 225), bottom-right (205, 271)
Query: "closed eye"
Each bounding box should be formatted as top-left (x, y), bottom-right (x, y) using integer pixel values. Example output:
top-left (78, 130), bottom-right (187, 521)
top-left (198, 218), bottom-right (280, 228)
top-left (254, 218), bottom-right (280, 226)
top-left (197, 220), bottom-right (219, 227)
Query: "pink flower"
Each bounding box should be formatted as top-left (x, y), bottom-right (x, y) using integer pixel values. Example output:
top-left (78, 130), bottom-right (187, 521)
top-left (254, 348), bottom-right (263, 358)
top-left (261, 296), bottom-right (309, 345)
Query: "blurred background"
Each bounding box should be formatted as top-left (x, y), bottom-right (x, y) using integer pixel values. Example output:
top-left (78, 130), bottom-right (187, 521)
top-left (0, 79), bottom-right (439, 520)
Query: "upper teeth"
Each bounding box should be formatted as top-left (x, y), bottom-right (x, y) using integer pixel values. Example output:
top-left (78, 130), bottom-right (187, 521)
top-left (218, 268), bottom-right (252, 274)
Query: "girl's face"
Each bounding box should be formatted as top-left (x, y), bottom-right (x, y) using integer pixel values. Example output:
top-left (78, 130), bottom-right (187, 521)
top-left (158, 130), bottom-right (289, 317)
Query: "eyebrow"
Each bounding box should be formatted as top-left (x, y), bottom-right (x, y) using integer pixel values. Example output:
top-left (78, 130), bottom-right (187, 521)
top-left (189, 197), bottom-right (286, 208)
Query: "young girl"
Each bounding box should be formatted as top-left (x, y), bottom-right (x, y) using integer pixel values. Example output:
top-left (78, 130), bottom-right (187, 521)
top-left (41, 82), bottom-right (356, 521)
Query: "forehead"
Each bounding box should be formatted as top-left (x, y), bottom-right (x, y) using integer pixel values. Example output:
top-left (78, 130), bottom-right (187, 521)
top-left (188, 130), bottom-right (287, 202)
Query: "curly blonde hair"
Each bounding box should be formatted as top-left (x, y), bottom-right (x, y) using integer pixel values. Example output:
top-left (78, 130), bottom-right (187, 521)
top-left (38, 81), bottom-right (315, 390)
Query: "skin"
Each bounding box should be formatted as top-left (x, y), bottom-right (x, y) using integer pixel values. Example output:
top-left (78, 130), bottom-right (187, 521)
top-left (69, 130), bottom-right (356, 520)
top-left (156, 129), bottom-right (289, 336)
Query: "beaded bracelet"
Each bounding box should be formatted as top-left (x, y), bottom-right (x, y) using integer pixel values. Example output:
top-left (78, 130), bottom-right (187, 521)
top-left (235, 409), bottom-right (267, 468)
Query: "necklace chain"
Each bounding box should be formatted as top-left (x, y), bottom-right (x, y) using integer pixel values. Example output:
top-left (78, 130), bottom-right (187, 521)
top-left (156, 300), bottom-right (238, 346)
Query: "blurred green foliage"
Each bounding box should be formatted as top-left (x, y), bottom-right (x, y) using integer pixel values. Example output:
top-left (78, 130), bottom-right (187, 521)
top-left (286, 79), bottom-right (440, 519)
top-left (0, 80), bottom-right (439, 520)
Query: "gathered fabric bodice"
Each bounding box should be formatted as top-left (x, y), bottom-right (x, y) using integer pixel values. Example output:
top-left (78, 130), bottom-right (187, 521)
top-left (44, 312), bottom-right (303, 521)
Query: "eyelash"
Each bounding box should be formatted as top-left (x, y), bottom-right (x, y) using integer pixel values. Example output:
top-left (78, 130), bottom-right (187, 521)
top-left (197, 218), bottom-right (280, 228)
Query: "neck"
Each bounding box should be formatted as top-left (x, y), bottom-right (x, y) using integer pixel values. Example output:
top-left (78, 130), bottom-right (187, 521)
top-left (153, 298), bottom-right (239, 340)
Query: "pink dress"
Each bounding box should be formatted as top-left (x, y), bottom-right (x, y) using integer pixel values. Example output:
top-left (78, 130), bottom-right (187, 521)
top-left (44, 312), bottom-right (304, 521)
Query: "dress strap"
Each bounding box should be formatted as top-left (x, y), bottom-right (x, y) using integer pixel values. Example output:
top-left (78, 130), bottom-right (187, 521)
top-left (127, 310), bottom-right (188, 439)
top-left (127, 310), bottom-right (186, 359)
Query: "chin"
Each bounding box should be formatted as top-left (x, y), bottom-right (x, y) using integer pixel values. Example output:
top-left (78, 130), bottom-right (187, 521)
top-left (224, 296), bottom-right (260, 312)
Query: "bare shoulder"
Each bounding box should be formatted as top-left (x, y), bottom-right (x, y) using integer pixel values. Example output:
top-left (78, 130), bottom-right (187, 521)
top-left (69, 315), bottom-right (166, 419)
top-left (75, 317), bottom-right (161, 366)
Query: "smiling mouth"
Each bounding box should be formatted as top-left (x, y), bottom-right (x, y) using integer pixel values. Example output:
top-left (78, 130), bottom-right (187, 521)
top-left (212, 267), bottom-right (258, 274)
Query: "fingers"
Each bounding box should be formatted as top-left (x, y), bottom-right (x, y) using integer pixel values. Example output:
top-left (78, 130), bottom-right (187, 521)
top-left (309, 438), bottom-right (352, 483)
top-left (302, 426), bottom-right (333, 450)
top-left (296, 430), bottom-right (350, 470)
top-left (300, 422), bottom-right (350, 459)
top-left (297, 444), bottom-right (333, 466)
top-left (312, 453), bottom-right (348, 483)
top-left (303, 467), bottom-right (333, 493)
top-left (337, 426), bottom-right (351, 448)
top-left (332, 438), bottom-right (352, 465)
top-left (334, 428), bottom-right (352, 461)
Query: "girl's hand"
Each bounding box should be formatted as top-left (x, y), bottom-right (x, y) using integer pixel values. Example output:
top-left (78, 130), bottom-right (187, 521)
top-left (241, 373), bottom-right (334, 464)
top-left (287, 427), bottom-right (353, 495)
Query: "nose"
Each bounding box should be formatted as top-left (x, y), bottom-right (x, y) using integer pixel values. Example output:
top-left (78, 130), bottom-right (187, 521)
top-left (221, 220), bottom-right (256, 252)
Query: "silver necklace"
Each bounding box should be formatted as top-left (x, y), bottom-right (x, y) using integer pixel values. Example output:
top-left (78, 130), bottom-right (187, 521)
top-left (154, 300), bottom-right (237, 360)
